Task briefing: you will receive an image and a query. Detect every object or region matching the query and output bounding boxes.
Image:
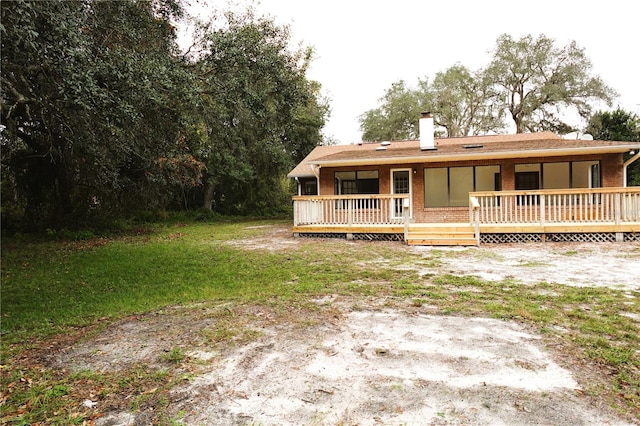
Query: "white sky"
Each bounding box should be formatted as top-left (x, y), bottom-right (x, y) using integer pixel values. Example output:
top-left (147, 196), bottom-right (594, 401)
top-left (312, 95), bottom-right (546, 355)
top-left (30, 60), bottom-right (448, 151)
top-left (181, 0), bottom-right (640, 144)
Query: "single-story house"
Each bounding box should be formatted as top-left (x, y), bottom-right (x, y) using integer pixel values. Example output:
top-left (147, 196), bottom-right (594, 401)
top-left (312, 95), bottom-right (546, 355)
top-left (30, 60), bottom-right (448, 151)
top-left (288, 113), bottom-right (640, 245)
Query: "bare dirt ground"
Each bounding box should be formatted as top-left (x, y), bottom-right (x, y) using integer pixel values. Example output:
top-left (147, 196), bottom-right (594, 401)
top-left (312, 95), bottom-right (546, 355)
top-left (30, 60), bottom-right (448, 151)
top-left (44, 226), bottom-right (639, 425)
top-left (412, 242), bottom-right (640, 292)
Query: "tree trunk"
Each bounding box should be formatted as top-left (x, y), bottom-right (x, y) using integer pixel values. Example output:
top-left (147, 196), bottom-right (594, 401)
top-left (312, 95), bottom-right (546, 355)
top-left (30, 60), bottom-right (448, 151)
top-left (203, 181), bottom-right (214, 211)
top-left (514, 114), bottom-right (524, 133)
top-left (54, 157), bottom-right (75, 229)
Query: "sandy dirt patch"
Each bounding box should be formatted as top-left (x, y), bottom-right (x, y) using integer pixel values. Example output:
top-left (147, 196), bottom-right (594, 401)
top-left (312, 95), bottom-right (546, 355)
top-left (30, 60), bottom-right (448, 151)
top-left (165, 310), bottom-right (624, 426)
top-left (413, 242), bottom-right (640, 291)
top-left (44, 228), bottom-right (639, 425)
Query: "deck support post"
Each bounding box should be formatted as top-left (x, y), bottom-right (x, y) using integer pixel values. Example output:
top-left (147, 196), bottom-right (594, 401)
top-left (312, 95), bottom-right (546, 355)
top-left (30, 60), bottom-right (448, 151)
top-left (469, 196), bottom-right (480, 246)
top-left (403, 198), bottom-right (410, 244)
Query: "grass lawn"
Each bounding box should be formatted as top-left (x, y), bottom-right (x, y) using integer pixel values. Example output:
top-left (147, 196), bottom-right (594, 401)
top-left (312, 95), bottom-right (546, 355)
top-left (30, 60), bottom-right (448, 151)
top-left (1, 219), bottom-right (639, 424)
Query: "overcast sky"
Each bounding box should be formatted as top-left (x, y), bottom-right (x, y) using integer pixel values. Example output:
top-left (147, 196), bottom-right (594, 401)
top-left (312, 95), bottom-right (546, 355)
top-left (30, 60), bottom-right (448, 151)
top-left (182, 0), bottom-right (640, 144)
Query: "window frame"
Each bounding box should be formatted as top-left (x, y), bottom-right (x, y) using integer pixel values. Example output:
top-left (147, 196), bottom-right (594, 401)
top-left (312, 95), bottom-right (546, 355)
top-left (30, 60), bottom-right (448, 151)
top-left (334, 170), bottom-right (380, 195)
top-left (391, 168), bottom-right (413, 219)
top-left (516, 161), bottom-right (601, 190)
top-left (424, 165), bottom-right (501, 208)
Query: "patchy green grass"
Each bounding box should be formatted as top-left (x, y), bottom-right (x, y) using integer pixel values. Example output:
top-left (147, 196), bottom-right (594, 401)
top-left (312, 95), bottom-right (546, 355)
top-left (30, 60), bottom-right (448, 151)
top-left (395, 273), bottom-right (640, 416)
top-left (517, 260), bottom-right (550, 267)
top-left (2, 219), bottom-right (639, 423)
top-left (2, 220), bottom-right (406, 346)
top-left (161, 347), bottom-right (186, 364)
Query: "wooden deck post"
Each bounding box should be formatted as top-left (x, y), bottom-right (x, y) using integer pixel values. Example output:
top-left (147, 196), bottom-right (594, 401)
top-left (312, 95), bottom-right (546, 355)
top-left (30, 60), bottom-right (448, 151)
top-left (470, 196), bottom-right (480, 246)
top-left (403, 198), bottom-right (410, 243)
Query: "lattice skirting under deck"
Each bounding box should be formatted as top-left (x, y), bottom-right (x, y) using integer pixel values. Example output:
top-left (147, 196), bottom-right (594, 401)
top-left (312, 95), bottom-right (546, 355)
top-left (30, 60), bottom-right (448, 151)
top-left (546, 233), bottom-right (616, 243)
top-left (480, 233), bottom-right (543, 244)
top-left (624, 232), bottom-right (640, 242)
top-left (298, 232), bottom-right (640, 244)
top-left (352, 233), bottom-right (404, 241)
top-left (297, 233), bottom-right (404, 242)
top-left (482, 232), bottom-right (640, 244)
top-left (297, 233), bottom-right (347, 239)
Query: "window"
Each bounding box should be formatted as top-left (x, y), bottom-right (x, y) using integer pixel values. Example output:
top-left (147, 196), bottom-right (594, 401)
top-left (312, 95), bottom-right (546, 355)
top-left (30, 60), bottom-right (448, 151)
top-left (449, 167), bottom-right (474, 207)
top-left (334, 170), bottom-right (379, 195)
top-left (515, 161), bottom-right (601, 189)
top-left (300, 178), bottom-right (317, 195)
top-left (515, 164), bottom-right (541, 190)
top-left (543, 162), bottom-right (569, 189)
top-left (424, 168), bottom-right (448, 207)
top-left (572, 161), bottom-right (600, 188)
top-left (424, 165), bottom-right (500, 207)
top-left (476, 165), bottom-right (502, 192)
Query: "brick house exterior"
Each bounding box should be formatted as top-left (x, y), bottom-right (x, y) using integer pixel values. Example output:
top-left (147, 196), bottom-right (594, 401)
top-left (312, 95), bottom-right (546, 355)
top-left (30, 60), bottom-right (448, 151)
top-left (289, 118), bottom-right (638, 225)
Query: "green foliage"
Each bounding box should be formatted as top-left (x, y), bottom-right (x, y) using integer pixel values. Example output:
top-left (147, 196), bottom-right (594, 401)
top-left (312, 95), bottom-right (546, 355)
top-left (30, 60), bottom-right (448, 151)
top-left (486, 33), bottom-right (616, 133)
top-left (359, 33), bottom-right (617, 140)
top-left (587, 108), bottom-right (640, 185)
top-left (191, 8), bottom-right (328, 214)
top-left (426, 65), bottom-right (505, 137)
top-left (1, 0), bottom-right (199, 230)
top-left (587, 108), bottom-right (640, 142)
top-left (359, 80), bottom-right (423, 141)
top-left (1, 1), bottom-right (327, 232)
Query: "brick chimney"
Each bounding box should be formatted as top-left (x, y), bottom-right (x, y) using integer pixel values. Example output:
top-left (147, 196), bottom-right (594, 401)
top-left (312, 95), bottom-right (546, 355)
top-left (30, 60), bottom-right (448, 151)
top-left (419, 112), bottom-right (436, 151)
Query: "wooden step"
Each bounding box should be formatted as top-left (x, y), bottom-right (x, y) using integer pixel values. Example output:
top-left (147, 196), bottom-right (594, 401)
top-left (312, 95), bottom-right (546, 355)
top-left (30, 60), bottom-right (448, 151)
top-left (405, 223), bottom-right (478, 246)
top-left (409, 232), bottom-right (475, 239)
top-left (409, 226), bottom-right (475, 233)
top-left (407, 237), bottom-right (478, 246)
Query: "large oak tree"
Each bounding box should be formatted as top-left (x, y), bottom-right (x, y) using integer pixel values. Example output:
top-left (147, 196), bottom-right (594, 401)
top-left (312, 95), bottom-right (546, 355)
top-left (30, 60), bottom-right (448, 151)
top-left (486, 34), bottom-right (616, 133)
top-left (358, 80), bottom-right (422, 142)
top-left (187, 8), bottom-right (328, 214)
top-left (1, 0), bottom-right (197, 229)
top-left (422, 65), bottom-right (504, 137)
top-left (359, 33), bottom-right (618, 141)
top-left (1, 1), bottom-right (328, 230)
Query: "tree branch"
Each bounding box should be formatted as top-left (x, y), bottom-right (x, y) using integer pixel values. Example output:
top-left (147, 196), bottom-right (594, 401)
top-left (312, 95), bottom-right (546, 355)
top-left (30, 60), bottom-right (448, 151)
top-left (1, 79), bottom-right (38, 120)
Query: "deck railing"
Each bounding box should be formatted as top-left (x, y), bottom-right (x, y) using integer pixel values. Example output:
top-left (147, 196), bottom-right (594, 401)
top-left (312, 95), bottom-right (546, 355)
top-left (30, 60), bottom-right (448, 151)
top-left (292, 194), bottom-right (410, 226)
top-left (470, 187), bottom-right (640, 225)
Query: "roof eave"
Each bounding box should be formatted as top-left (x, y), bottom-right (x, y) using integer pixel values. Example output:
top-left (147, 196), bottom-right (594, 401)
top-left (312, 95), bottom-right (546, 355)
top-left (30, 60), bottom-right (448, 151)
top-left (311, 145), bottom-right (640, 168)
top-left (287, 172), bottom-right (315, 178)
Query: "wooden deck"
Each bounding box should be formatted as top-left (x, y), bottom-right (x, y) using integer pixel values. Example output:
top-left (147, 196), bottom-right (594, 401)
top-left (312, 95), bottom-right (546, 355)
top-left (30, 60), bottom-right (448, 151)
top-left (292, 188), bottom-right (640, 246)
top-left (293, 221), bottom-right (640, 246)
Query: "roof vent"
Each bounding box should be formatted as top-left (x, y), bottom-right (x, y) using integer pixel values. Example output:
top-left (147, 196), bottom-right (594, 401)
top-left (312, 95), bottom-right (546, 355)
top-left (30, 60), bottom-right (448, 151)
top-left (563, 132), bottom-right (594, 140)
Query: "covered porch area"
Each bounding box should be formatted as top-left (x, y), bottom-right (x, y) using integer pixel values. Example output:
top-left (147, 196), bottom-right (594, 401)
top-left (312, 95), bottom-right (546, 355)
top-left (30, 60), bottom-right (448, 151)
top-left (292, 187), bottom-right (640, 245)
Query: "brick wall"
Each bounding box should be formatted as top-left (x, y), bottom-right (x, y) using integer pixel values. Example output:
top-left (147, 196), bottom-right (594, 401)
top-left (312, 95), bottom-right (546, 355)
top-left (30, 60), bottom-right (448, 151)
top-left (317, 153), bottom-right (625, 223)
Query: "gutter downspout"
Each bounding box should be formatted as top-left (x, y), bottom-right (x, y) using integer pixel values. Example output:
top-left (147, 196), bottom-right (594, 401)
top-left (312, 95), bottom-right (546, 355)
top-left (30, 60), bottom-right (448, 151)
top-left (623, 151), bottom-right (640, 187)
